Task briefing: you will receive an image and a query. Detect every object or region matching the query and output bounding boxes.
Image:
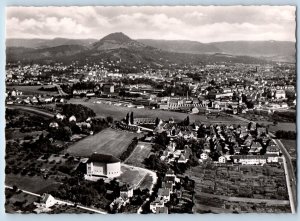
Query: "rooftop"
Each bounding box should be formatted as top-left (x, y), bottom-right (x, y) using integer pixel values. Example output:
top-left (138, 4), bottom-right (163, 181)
top-left (88, 153), bottom-right (120, 164)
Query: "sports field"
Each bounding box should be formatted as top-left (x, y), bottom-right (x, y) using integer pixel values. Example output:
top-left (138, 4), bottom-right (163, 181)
top-left (66, 128), bottom-right (142, 158)
top-left (68, 98), bottom-right (244, 124)
top-left (125, 142), bottom-right (153, 167)
top-left (119, 164), bottom-right (154, 190)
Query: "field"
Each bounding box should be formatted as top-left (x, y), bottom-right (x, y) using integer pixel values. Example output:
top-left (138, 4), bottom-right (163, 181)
top-left (7, 85), bottom-right (58, 96)
top-left (66, 128), bottom-right (142, 158)
top-left (268, 122), bottom-right (296, 132)
top-left (5, 128), bottom-right (47, 141)
top-left (5, 174), bottom-right (61, 194)
top-left (68, 98), bottom-right (246, 124)
top-left (119, 164), bottom-right (149, 189)
top-left (125, 142), bottom-right (153, 167)
top-left (281, 139), bottom-right (297, 159)
top-left (187, 163), bottom-right (290, 213)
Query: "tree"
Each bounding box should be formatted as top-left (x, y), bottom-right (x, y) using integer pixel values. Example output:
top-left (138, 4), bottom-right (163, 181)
top-left (130, 112), bottom-right (134, 125)
top-left (155, 117), bottom-right (159, 126)
top-left (186, 116), bottom-right (190, 126)
top-left (106, 116), bottom-right (114, 124)
top-left (154, 132), bottom-right (169, 147)
top-left (125, 113), bottom-right (129, 125)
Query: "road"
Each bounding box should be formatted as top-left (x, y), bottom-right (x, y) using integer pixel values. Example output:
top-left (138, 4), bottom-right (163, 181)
top-left (6, 105), bottom-right (54, 118)
top-left (54, 84), bottom-right (68, 96)
top-left (5, 185), bottom-right (107, 214)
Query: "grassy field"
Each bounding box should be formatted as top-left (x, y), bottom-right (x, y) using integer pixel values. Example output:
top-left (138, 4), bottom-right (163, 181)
top-left (125, 142), bottom-right (152, 167)
top-left (5, 128), bottom-right (47, 140)
top-left (66, 128), bottom-right (142, 158)
top-left (119, 164), bottom-right (148, 189)
top-left (7, 85), bottom-right (58, 96)
top-left (268, 122), bottom-right (296, 132)
top-left (68, 98), bottom-right (245, 124)
top-left (281, 139), bottom-right (297, 159)
top-left (5, 174), bottom-right (61, 195)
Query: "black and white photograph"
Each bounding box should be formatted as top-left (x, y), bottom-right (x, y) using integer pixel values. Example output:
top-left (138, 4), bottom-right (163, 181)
top-left (4, 5), bottom-right (296, 214)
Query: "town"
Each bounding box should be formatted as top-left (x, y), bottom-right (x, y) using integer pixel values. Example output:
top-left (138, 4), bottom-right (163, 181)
top-left (5, 60), bottom-right (296, 214)
top-left (4, 5), bottom-right (296, 215)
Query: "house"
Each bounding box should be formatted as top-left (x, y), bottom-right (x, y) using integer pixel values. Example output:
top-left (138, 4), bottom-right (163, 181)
top-left (275, 90), bottom-right (286, 99)
top-left (178, 154), bottom-right (188, 164)
top-left (200, 153), bottom-right (209, 160)
top-left (218, 156), bottom-right (227, 163)
top-left (56, 113), bottom-right (65, 120)
top-left (69, 115), bottom-right (76, 122)
top-left (266, 154), bottom-right (280, 163)
top-left (191, 107), bottom-right (199, 114)
top-left (110, 192), bottom-right (130, 210)
top-left (150, 197), bottom-right (165, 213)
top-left (49, 122), bottom-right (59, 129)
top-left (40, 194), bottom-right (57, 208)
top-left (156, 206), bottom-right (169, 214)
top-left (103, 84), bottom-right (114, 93)
top-left (232, 155), bottom-right (267, 165)
top-left (85, 153), bottom-right (121, 180)
top-left (120, 184), bottom-right (134, 198)
top-left (157, 188), bottom-right (170, 202)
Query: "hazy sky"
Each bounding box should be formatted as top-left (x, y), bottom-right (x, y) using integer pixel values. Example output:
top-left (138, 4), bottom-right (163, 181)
top-left (6, 6), bottom-right (296, 42)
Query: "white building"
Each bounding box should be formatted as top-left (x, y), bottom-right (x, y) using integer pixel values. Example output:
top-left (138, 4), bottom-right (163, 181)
top-left (86, 153), bottom-right (121, 179)
top-left (40, 194), bottom-right (57, 208)
top-left (200, 153), bottom-right (209, 160)
top-left (218, 156), bottom-right (227, 163)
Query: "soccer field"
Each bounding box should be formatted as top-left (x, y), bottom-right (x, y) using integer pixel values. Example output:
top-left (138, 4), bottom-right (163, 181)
top-left (66, 128), bottom-right (142, 158)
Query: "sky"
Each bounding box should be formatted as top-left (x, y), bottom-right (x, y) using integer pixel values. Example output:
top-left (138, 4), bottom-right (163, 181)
top-left (6, 6), bottom-right (296, 43)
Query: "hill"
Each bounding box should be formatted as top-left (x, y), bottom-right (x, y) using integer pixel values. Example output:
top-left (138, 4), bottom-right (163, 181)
top-left (138, 39), bottom-right (220, 54)
top-left (138, 39), bottom-right (295, 62)
top-left (6, 32), bottom-right (274, 70)
top-left (6, 38), bottom-right (97, 49)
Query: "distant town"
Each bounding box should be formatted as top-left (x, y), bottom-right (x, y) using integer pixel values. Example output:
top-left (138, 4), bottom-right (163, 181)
top-left (5, 45), bottom-right (297, 213)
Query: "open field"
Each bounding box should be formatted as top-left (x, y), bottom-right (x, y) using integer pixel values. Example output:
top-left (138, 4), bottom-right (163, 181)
top-left (5, 128), bottom-right (47, 141)
top-left (119, 164), bottom-right (148, 189)
top-left (125, 142), bottom-right (153, 167)
top-left (7, 85), bottom-right (58, 96)
top-left (281, 139), bottom-right (297, 159)
top-left (5, 174), bottom-right (61, 195)
top-left (268, 122), bottom-right (296, 132)
top-left (66, 128), bottom-right (142, 158)
top-left (68, 98), bottom-right (246, 124)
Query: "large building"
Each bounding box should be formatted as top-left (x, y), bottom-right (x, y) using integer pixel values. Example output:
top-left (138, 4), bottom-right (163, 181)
top-left (86, 153), bottom-right (121, 179)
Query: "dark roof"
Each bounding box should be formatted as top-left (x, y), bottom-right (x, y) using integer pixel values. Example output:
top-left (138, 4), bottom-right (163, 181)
top-left (88, 153), bottom-right (120, 164)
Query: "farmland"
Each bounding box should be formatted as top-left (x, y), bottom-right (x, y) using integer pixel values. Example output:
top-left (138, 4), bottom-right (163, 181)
top-left (68, 98), bottom-right (246, 124)
top-left (125, 142), bottom-right (153, 167)
top-left (187, 163), bottom-right (290, 213)
top-left (66, 128), bottom-right (143, 158)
